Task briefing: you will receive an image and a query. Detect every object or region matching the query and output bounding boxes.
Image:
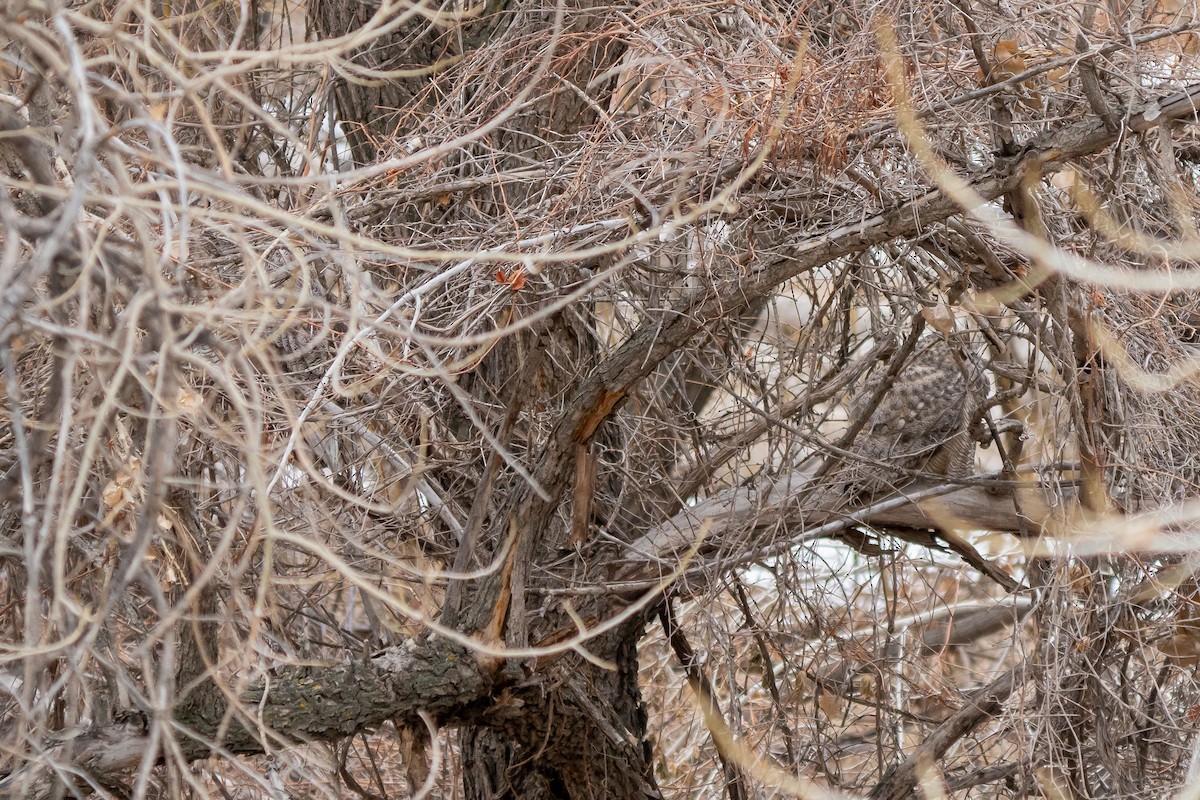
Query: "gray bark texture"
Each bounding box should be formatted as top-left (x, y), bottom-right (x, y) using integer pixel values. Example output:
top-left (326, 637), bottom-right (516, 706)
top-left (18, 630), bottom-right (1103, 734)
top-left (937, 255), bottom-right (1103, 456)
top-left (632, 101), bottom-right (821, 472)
top-left (3, 75), bottom-right (1198, 796)
top-left (4, 77), bottom-right (1198, 794)
top-left (6, 1), bottom-right (1200, 797)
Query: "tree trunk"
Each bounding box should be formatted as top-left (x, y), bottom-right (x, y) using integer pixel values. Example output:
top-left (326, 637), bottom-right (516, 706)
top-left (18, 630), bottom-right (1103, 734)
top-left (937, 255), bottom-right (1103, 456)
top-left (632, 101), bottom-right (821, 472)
top-left (462, 624), bottom-right (657, 799)
top-left (305, 3), bottom-right (660, 796)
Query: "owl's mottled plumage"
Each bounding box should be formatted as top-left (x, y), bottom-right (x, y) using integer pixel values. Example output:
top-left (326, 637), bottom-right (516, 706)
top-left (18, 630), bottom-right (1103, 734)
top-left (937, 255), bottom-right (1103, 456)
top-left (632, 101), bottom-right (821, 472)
top-left (821, 337), bottom-right (986, 509)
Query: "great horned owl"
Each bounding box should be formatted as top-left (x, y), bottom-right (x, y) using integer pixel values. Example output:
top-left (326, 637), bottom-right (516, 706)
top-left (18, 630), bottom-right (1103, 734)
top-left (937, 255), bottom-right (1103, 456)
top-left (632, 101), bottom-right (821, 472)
top-left (820, 337), bottom-right (987, 510)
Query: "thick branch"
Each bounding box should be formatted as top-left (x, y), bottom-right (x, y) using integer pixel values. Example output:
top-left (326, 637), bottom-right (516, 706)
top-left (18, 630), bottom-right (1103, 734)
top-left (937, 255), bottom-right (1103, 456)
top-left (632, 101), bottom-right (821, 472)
top-left (520, 82), bottom-right (1200, 540)
top-left (0, 637), bottom-right (493, 800)
top-left (621, 472), bottom-right (1059, 569)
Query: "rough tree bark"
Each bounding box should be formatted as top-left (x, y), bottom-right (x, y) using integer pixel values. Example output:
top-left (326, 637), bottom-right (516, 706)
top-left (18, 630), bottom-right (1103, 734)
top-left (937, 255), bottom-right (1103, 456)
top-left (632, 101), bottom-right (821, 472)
top-left (7, 1), bottom-right (1200, 796)
top-left (306, 2), bottom-right (662, 796)
top-left (3, 75), bottom-right (1197, 795)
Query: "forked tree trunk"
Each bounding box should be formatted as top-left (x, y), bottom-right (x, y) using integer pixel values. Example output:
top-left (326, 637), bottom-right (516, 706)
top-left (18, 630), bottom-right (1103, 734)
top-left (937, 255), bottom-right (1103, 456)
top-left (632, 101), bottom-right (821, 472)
top-left (305, 3), bottom-right (660, 796)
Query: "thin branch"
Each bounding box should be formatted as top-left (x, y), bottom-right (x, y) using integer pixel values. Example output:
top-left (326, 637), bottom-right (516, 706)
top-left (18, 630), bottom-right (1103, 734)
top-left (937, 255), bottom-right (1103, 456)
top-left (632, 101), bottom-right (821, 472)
top-left (867, 665), bottom-right (1027, 800)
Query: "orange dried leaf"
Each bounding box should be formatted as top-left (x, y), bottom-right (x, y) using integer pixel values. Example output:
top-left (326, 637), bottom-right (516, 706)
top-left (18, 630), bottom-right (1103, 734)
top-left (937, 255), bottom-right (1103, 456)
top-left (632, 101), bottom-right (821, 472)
top-left (102, 480), bottom-right (126, 511)
top-left (818, 691), bottom-right (843, 718)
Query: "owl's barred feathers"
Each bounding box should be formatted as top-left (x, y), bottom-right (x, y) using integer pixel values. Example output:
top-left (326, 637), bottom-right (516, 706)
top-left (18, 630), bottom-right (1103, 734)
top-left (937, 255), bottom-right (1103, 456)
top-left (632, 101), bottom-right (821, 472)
top-left (819, 337), bottom-right (987, 510)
